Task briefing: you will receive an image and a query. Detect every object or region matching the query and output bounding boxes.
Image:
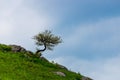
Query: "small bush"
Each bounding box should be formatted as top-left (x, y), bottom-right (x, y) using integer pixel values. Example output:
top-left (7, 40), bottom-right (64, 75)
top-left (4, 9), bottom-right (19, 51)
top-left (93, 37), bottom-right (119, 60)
top-left (0, 44), bottom-right (11, 52)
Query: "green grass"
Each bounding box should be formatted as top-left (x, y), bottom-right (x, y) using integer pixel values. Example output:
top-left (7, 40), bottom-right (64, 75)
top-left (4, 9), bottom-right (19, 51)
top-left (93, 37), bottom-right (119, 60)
top-left (0, 51), bottom-right (82, 80)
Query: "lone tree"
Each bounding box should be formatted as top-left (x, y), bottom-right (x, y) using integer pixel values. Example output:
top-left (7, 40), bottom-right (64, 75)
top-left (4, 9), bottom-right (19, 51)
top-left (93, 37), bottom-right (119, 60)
top-left (33, 30), bottom-right (62, 57)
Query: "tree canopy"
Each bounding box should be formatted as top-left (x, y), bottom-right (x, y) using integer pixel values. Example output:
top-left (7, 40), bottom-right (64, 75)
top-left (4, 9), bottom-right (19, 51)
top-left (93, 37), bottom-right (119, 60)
top-left (33, 30), bottom-right (62, 57)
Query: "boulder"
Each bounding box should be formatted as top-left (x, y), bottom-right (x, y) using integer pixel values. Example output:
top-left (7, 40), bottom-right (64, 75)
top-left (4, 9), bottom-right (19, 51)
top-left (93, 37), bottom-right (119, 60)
top-left (54, 71), bottom-right (66, 77)
top-left (9, 45), bottom-right (27, 53)
top-left (56, 63), bottom-right (68, 70)
top-left (40, 57), bottom-right (49, 62)
top-left (82, 76), bottom-right (93, 80)
top-left (27, 50), bottom-right (34, 55)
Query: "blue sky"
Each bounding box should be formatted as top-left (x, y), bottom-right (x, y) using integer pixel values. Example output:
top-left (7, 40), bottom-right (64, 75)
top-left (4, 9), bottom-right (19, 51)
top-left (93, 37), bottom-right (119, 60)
top-left (0, 0), bottom-right (120, 80)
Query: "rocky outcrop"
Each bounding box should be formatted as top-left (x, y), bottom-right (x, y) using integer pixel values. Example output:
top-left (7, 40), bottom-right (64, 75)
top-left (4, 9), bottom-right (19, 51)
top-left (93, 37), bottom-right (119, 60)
top-left (56, 63), bottom-right (68, 70)
top-left (40, 56), bottom-right (49, 62)
top-left (9, 45), bottom-right (37, 58)
top-left (54, 71), bottom-right (66, 77)
top-left (82, 76), bottom-right (93, 80)
top-left (9, 45), bottom-right (27, 53)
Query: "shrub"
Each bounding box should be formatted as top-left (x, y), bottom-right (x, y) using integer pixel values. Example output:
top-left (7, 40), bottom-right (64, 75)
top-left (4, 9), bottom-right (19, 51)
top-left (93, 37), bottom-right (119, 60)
top-left (0, 44), bottom-right (11, 52)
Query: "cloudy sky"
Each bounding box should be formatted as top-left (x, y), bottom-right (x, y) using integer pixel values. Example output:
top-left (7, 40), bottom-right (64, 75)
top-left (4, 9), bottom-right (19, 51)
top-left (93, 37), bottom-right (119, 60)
top-left (0, 0), bottom-right (120, 80)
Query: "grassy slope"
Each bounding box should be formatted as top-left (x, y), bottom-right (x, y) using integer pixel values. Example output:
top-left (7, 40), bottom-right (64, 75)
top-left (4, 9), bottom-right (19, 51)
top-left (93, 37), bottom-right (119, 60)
top-left (0, 51), bottom-right (82, 80)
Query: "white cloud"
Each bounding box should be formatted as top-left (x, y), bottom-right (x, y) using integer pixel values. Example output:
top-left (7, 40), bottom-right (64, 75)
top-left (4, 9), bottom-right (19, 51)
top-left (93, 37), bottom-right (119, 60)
top-left (90, 55), bottom-right (120, 80)
top-left (0, 0), bottom-right (59, 51)
top-left (63, 17), bottom-right (120, 52)
top-left (46, 16), bottom-right (120, 80)
top-left (0, 0), bottom-right (22, 36)
top-left (0, 0), bottom-right (23, 17)
top-left (0, 21), bottom-right (12, 36)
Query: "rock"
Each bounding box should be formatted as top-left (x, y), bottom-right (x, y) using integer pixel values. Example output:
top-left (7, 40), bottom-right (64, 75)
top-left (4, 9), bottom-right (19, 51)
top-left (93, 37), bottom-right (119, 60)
top-left (25, 50), bottom-right (34, 57)
top-left (9, 45), bottom-right (27, 53)
top-left (82, 76), bottom-right (93, 80)
top-left (56, 63), bottom-right (68, 70)
top-left (27, 50), bottom-right (34, 55)
top-left (54, 71), bottom-right (66, 77)
top-left (40, 57), bottom-right (49, 62)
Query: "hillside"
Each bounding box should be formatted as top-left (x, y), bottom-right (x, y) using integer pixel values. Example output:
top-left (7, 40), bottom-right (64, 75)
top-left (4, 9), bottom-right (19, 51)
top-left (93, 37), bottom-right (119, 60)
top-left (0, 44), bottom-right (92, 80)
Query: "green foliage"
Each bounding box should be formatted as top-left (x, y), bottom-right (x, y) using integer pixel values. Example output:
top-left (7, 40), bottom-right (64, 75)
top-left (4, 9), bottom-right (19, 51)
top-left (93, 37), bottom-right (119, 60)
top-left (0, 51), bottom-right (82, 80)
top-left (0, 44), bottom-right (11, 52)
top-left (33, 30), bottom-right (62, 51)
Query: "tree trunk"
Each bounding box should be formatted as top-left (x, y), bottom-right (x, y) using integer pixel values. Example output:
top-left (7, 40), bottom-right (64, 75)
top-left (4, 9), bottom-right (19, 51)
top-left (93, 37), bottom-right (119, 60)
top-left (35, 44), bottom-right (46, 57)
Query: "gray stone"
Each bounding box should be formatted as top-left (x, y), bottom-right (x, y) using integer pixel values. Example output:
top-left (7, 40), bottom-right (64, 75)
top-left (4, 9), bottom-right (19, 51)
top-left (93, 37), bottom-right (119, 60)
top-left (54, 71), bottom-right (66, 77)
top-left (40, 57), bottom-right (49, 62)
top-left (27, 50), bottom-right (34, 55)
top-left (56, 63), bottom-right (68, 70)
top-left (82, 76), bottom-right (93, 80)
top-left (9, 45), bottom-right (27, 53)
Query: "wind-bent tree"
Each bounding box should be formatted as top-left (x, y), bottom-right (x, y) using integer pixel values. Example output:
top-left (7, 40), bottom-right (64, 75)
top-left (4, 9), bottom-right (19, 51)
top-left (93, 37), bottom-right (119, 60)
top-left (33, 30), bottom-right (62, 57)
